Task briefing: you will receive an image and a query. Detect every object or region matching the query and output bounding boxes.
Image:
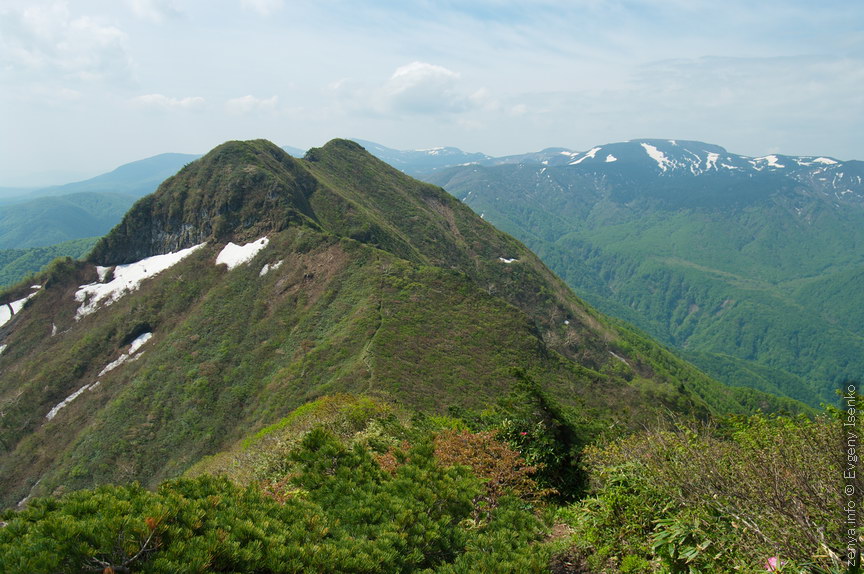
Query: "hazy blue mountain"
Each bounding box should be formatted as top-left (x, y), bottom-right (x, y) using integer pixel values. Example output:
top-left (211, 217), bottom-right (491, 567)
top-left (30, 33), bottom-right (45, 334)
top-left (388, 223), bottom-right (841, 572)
top-left (0, 187), bottom-right (37, 203)
top-left (28, 153), bottom-right (201, 201)
top-left (281, 145), bottom-right (306, 157)
top-left (0, 237), bottom-right (99, 288)
top-left (351, 139), bottom-right (492, 176)
top-left (0, 154), bottom-right (200, 250)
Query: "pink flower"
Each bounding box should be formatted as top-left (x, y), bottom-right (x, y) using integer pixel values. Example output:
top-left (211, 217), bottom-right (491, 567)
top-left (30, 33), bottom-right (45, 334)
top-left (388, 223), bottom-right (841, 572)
top-left (520, 431), bottom-right (528, 436)
top-left (764, 556), bottom-right (784, 571)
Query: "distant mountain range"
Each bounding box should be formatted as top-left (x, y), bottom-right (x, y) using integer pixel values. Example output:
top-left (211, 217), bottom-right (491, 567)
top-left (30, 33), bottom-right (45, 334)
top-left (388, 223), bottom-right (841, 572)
top-left (2, 138), bottom-right (861, 408)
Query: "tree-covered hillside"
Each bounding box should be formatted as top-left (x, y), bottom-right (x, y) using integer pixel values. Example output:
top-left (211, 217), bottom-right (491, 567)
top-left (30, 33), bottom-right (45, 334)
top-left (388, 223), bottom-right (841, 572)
top-left (0, 237), bottom-right (99, 288)
top-left (425, 141), bottom-right (864, 406)
top-left (0, 192), bottom-right (135, 249)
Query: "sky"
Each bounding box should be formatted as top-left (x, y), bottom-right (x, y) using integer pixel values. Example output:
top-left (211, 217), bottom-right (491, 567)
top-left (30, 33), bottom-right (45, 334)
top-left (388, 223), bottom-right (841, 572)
top-left (1, 0), bottom-right (862, 186)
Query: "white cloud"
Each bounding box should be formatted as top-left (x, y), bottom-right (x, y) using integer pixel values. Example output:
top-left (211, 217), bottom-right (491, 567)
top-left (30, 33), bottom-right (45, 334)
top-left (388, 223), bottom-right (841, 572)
top-left (384, 62), bottom-right (463, 114)
top-left (225, 94), bottom-right (279, 114)
top-left (56, 87), bottom-right (82, 100)
top-left (0, 1), bottom-right (131, 84)
top-left (127, 0), bottom-right (181, 23)
top-left (372, 61), bottom-right (495, 116)
top-left (131, 93), bottom-right (205, 110)
top-left (240, 0), bottom-right (284, 16)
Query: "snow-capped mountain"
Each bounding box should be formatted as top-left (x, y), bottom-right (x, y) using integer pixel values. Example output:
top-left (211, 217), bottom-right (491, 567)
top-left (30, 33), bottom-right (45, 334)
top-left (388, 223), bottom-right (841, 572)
top-left (496, 139), bottom-right (847, 175)
top-left (503, 139), bottom-right (860, 195)
top-left (356, 138), bottom-right (863, 206)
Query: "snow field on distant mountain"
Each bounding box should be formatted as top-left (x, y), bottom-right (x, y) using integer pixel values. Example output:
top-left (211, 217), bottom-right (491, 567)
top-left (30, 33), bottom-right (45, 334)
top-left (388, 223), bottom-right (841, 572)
top-left (705, 152), bottom-right (720, 170)
top-left (216, 237), bottom-right (269, 270)
top-left (640, 143), bottom-right (674, 172)
top-left (569, 147), bottom-right (601, 165)
top-left (75, 244), bottom-right (206, 320)
top-left (795, 157), bottom-right (838, 166)
top-left (754, 155), bottom-right (786, 169)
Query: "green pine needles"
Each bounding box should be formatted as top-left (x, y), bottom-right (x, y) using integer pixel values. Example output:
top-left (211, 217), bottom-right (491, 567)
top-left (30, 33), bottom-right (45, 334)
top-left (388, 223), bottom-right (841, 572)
top-left (0, 403), bottom-right (551, 574)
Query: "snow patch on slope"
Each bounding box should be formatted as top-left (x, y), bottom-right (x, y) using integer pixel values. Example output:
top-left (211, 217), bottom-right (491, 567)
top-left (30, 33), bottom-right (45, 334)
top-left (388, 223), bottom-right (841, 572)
top-left (0, 286), bottom-right (41, 327)
top-left (260, 260), bottom-right (284, 277)
top-left (216, 237), bottom-right (269, 270)
top-left (640, 143), bottom-right (673, 172)
top-left (45, 383), bottom-right (95, 421)
top-left (75, 244), bottom-right (205, 320)
top-left (47, 332), bottom-right (154, 421)
top-left (569, 147), bottom-right (602, 165)
top-left (753, 155), bottom-right (785, 168)
top-left (796, 157), bottom-right (839, 166)
top-left (705, 152), bottom-right (720, 170)
top-left (98, 332), bottom-right (152, 377)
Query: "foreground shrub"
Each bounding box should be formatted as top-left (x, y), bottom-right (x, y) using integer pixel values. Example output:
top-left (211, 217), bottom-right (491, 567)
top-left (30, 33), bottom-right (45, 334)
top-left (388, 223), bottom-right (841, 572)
top-left (566, 412), bottom-right (854, 573)
top-left (1, 427), bottom-right (550, 573)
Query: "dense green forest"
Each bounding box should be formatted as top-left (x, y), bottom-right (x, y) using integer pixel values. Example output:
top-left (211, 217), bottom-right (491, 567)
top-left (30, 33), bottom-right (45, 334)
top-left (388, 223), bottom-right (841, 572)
top-left (0, 237), bottom-right (98, 288)
top-left (0, 192), bottom-right (135, 249)
top-left (427, 157), bottom-right (864, 408)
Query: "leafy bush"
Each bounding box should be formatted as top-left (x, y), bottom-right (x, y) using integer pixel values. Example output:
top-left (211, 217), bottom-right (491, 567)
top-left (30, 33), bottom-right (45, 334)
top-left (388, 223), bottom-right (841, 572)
top-left (565, 411), bottom-right (854, 573)
top-left (433, 429), bottom-right (548, 512)
top-left (480, 370), bottom-right (604, 500)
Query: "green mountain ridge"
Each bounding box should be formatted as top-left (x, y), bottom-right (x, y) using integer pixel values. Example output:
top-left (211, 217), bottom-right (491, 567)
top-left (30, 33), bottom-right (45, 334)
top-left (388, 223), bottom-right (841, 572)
top-left (0, 139), bottom-right (800, 508)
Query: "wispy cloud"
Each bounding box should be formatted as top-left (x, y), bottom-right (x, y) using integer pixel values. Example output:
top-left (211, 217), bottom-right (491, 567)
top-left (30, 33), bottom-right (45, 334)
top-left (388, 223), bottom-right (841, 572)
top-left (131, 93), bottom-right (205, 110)
top-left (126, 0), bottom-right (181, 23)
top-left (0, 1), bottom-right (132, 84)
top-left (383, 62), bottom-right (468, 115)
top-left (240, 0), bottom-right (283, 16)
top-left (225, 95), bottom-right (279, 114)
top-left (333, 62), bottom-right (496, 119)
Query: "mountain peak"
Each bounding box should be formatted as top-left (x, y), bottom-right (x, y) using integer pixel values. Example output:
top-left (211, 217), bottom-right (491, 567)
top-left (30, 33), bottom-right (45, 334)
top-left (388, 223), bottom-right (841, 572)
top-left (89, 139), bottom-right (318, 265)
top-left (305, 138), bottom-right (367, 159)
